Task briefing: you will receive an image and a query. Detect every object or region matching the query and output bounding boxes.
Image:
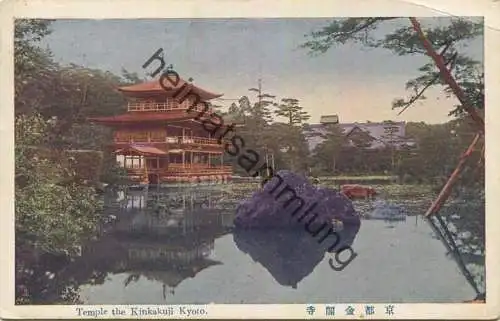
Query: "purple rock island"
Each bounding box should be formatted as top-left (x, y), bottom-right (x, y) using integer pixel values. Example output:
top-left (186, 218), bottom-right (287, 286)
top-left (234, 170), bottom-right (361, 252)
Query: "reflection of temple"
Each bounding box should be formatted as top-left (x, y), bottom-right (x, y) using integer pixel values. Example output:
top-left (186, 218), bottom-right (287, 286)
top-left (117, 189), bottom-right (236, 234)
top-left (63, 188), bottom-right (235, 299)
top-left (119, 236), bottom-right (223, 297)
top-left (116, 189), bottom-right (235, 296)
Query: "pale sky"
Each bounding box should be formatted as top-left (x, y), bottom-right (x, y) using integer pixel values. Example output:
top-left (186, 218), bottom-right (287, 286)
top-left (42, 17), bottom-right (483, 124)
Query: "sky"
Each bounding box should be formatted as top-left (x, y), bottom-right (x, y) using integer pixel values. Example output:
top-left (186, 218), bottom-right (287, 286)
top-left (41, 17), bottom-right (483, 124)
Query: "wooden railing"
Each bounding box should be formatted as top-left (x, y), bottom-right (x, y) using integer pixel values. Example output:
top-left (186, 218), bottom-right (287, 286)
top-left (166, 164), bottom-right (232, 174)
top-left (169, 163), bottom-right (230, 169)
top-left (115, 135), bottom-right (223, 146)
top-left (127, 100), bottom-right (207, 112)
top-left (126, 164), bottom-right (230, 172)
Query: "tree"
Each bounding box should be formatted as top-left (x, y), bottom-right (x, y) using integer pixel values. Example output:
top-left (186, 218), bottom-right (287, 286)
top-left (120, 68), bottom-right (143, 84)
top-left (310, 124), bottom-right (347, 175)
top-left (248, 79), bottom-right (276, 124)
top-left (301, 17), bottom-right (484, 118)
top-left (15, 19), bottom-right (58, 115)
top-left (13, 19), bottom-right (123, 303)
top-left (245, 81), bottom-right (279, 172)
top-left (15, 114), bottom-right (102, 304)
top-left (380, 121), bottom-right (402, 174)
top-left (274, 98), bottom-right (310, 126)
top-left (268, 122), bottom-right (310, 173)
top-left (15, 114), bottom-right (102, 253)
top-left (346, 127), bottom-right (376, 149)
top-left (14, 19), bottom-right (54, 80)
top-left (271, 97), bottom-right (311, 172)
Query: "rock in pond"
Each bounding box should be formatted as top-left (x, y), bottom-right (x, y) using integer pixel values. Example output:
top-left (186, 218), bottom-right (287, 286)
top-left (234, 170), bottom-right (361, 232)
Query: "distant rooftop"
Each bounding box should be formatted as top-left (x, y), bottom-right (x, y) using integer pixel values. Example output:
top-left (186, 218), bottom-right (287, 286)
top-left (305, 121), bottom-right (412, 151)
top-left (319, 115), bottom-right (339, 124)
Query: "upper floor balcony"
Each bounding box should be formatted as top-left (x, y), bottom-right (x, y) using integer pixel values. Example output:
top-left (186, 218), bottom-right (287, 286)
top-left (114, 133), bottom-right (224, 147)
top-left (127, 98), bottom-right (208, 113)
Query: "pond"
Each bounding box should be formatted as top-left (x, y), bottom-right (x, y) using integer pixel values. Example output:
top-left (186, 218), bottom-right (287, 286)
top-left (41, 183), bottom-right (484, 304)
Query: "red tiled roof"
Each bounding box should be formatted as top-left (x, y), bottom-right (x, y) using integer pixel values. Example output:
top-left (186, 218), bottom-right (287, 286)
top-left (88, 111), bottom-right (193, 124)
top-left (88, 111), bottom-right (239, 130)
top-left (119, 78), bottom-right (223, 101)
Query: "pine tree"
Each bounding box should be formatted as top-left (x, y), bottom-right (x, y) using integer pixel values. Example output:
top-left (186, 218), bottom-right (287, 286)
top-left (248, 79), bottom-right (276, 124)
top-left (274, 98), bottom-right (310, 126)
top-left (311, 124), bottom-right (347, 175)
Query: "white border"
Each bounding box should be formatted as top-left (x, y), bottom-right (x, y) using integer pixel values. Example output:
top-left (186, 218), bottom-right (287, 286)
top-left (0, 0), bottom-right (498, 319)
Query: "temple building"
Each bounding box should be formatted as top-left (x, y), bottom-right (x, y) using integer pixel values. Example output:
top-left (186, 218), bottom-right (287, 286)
top-left (89, 76), bottom-right (233, 184)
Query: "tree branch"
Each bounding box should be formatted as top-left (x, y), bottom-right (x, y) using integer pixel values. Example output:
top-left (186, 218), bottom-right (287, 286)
top-left (409, 17), bottom-right (484, 133)
top-left (396, 48), bottom-right (458, 115)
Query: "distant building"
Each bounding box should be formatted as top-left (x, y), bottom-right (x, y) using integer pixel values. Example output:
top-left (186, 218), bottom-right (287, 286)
top-left (305, 121), bottom-right (416, 151)
top-left (319, 114), bottom-right (339, 124)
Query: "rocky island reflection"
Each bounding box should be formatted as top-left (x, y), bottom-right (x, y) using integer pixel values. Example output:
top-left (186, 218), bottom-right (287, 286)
top-left (37, 184), bottom-right (479, 305)
top-left (233, 229), bottom-right (353, 289)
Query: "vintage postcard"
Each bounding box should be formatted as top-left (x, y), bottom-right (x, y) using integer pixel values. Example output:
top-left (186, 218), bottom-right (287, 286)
top-left (0, 0), bottom-right (499, 319)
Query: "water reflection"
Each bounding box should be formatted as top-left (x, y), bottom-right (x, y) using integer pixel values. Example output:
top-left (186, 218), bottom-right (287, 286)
top-left (65, 186), bottom-right (399, 300)
top-left (118, 187), bottom-right (236, 293)
top-left (38, 185), bottom-right (483, 304)
top-left (56, 187), bottom-right (236, 302)
top-left (233, 227), bottom-right (359, 289)
top-left (122, 241), bottom-right (223, 298)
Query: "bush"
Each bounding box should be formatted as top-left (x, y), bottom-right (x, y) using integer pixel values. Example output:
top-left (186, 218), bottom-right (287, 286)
top-left (15, 114), bottom-right (102, 303)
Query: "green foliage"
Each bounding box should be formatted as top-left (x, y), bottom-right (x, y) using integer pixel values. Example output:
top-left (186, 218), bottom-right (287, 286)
top-left (301, 18), bottom-right (395, 53)
top-left (348, 127), bottom-right (377, 149)
top-left (14, 19), bottom-right (55, 87)
top-left (63, 150), bottom-right (104, 183)
top-left (13, 19), bottom-right (126, 304)
top-left (271, 123), bottom-right (311, 173)
top-left (15, 114), bottom-right (102, 256)
top-left (120, 67), bottom-right (143, 84)
top-left (17, 64), bottom-right (128, 148)
top-left (222, 93), bottom-right (312, 174)
top-left (15, 21), bottom-right (130, 151)
top-left (309, 119), bottom-right (483, 185)
top-left (301, 17), bottom-right (484, 117)
top-left (309, 124), bottom-right (346, 174)
top-left (99, 156), bottom-right (131, 186)
top-left (274, 98), bottom-right (310, 125)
